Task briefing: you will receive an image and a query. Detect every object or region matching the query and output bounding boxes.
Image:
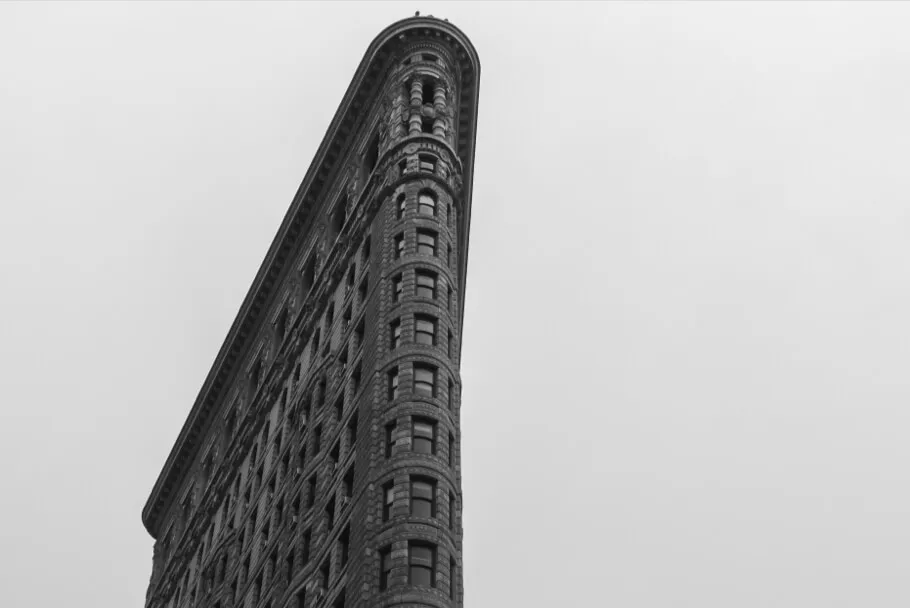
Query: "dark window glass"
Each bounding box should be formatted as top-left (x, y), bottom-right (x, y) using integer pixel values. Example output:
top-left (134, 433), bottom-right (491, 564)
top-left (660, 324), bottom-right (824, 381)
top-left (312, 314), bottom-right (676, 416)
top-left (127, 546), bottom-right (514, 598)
top-left (392, 274), bottom-right (403, 303)
top-left (413, 419), bottom-right (436, 455)
top-left (408, 543), bottom-right (436, 587)
top-left (379, 547), bottom-right (392, 591)
top-left (394, 233), bottom-right (405, 259)
top-left (416, 230), bottom-right (437, 256)
top-left (414, 316), bottom-right (436, 346)
top-left (410, 478), bottom-right (435, 518)
top-left (396, 193), bottom-right (406, 219)
top-left (414, 364), bottom-right (436, 398)
top-left (388, 368), bottom-right (399, 400)
top-left (385, 421), bottom-right (396, 458)
top-left (416, 271), bottom-right (436, 299)
top-left (390, 319), bottom-right (401, 349)
top-left (383, 482), bottom-right (394, 521)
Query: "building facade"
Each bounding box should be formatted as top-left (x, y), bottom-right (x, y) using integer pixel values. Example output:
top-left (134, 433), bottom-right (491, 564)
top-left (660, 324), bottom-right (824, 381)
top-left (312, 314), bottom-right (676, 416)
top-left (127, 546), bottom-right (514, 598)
top-left (141, 16), bottom-right (480, 608)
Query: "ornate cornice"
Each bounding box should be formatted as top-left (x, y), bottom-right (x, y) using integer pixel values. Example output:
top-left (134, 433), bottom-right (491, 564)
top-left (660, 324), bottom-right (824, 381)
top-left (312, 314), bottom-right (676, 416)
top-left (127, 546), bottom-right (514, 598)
top-left (142, 16), bottom-right (480, 538)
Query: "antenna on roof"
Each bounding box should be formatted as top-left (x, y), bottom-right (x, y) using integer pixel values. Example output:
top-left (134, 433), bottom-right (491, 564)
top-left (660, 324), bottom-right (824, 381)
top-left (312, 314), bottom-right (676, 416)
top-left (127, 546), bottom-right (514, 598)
top-left (415, 11), bottom-right (420, 16)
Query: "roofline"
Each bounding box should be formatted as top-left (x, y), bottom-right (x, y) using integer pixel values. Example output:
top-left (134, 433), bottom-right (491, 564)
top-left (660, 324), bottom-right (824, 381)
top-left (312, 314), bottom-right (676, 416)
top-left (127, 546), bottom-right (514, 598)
top-left (142, 16), bottom-right (480, 537)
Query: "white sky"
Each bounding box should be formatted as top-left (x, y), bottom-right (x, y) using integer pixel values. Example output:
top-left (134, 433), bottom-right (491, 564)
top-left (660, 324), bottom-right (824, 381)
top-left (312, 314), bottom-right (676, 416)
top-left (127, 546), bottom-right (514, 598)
top-left (2, 2), bottom-right (910, 606)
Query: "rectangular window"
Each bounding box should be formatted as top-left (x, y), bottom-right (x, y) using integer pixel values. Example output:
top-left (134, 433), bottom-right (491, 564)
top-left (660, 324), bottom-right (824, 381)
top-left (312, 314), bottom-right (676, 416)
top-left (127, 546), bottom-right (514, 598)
top-left (448, 378), bottom-right (454, 410)
top-left (394, 233), bottom-right (405, 259)
top-left (450, 558), bottom-right (456, 599)
top-left (418, 191), bottom-right (436, 216)
top-left (295, 589), bottom-right (306, 608)
top-left (379, 546), bottom-right (392, 591)
top-left (392, 273), bottom-right (403, 303)
top-left (390, 319), bottom-right (401, 350)
top-left (408, 542), bottom-right (436, 587)
top-left (448, 433), bottom-right (454, 467)
top-left (413, 364), bottom-right (437, 398)
top-left (396, 193), bottom-right (406, 220)
top-left (339, 526), bottom-right (350, 567)
top-left (413, 418), bottom-right (436, 455)
top-left (388, 367), bottom-right (399, 400)
top-left (449, 492), bottom-right (456, 530)
top-left (447, 330), bottom-right (453, 358)
top-left (302, 529), bottom-right (311, 564)
top-left (314, 424), bottom-right (322, 455)
top-left (416, 270), bottom-right (436, 299)
top-left (385, 421), bottom-right (396, 458)
top-left (414, 315), bottom-right (436, 346)
top-left (383, 481), bottom-right (394, 521)
top-left (447, 284), bottom-right (453, 312)
top-left (358, 274), bottom-right (369, 306)
top-left (410, 477), bottom-right (436, 518)
top-left (325, 497), bottom-right (335, 530)
top-left (416, 229), bottom-right (437, 256)
top-left (307, 475), bottom-right (317, 508)
top-left (418, 154), bottom-right (437, 174)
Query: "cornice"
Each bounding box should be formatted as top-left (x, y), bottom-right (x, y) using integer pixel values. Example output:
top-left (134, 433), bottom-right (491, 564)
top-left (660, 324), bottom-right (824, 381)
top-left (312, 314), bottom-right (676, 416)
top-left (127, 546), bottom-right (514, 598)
top-left (142, 16), bottom-right (480, 538)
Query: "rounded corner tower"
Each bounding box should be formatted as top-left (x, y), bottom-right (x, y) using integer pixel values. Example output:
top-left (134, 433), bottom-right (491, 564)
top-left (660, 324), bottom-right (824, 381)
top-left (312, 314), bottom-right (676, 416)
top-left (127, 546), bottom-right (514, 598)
top-left (141, 15), bottom-right (480, 608)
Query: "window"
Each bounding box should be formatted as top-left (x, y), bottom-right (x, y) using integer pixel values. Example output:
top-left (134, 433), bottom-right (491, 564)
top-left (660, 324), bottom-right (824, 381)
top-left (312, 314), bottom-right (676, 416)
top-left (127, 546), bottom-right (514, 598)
top-left (358, 274), bottom-right (369, 305)
top-left (418, 191), bottom-right (436, 216)
top-left (416, 270), bottom-right (436, 299)
top-left (354, 318), bottom-right (365, 348)
top-left (447, 330), bottom-right (454, 358)
top-left (450, 558), bottom-right (456, 599)
top-left (331, 197), bottom-right (347, 239)
top-left (416, 229), bottom-right (437, 256)
top-left (448, 378), bottom-right (454, 410)
top-left (410, 477), bottom-right (436, 518)
top-left (422, 80), bottom-right (435, 105)
top-left (408, 542), bottom-right (436, 587)
top-left (302, 529), bottom-right (311, 564)
top-left (385, 421), bottom-right (396, 458)
top-left (361, 235), bottom-right (372, 267)
top-left (295, 589), bottom-right (306, 608)
top-left (390, 319), bottom-right (401, 350)
top-left (314, 424), bottom-right (322, 455)
top-left (320, 558), bottom-right (330, 589)
top-left (421, 115), bottom-right (434, 134)
top-left (348, 416), bottom-right (358, 448)
top-left (414, 315), bottom-right (436, 346)
top-left (249, 359), bottom-right (262, 397)
top-left (365, 132), bottom-right (380, 175)
top-left (392, 273), bottom-right (403, 303)
top-left (275, 307), bottom-right (289, 342)
top-left (329, 442), bottom-right (340, 471)
top-left (312, 329), bottom-right (321, 355)
top-left (413, 418), bottom-right (436, 455)
top-left (396, 193), bottom-right (406, 220)
top-left (447, 284), bottom-right (453, 312)
top-left (342, 305), bottom-right (351, 332)
top-left (326, 302), bottom-right (335, 329)
top-left (334, 395), bottom-right (344, 422)
top-left (448, 243), bottom-right (453, 268)
top-left (449, 492), bottom-right (456, 530)
top-left (307, 475), bottom-right (317, 508)
top-left (352, 361), bottom-right (362, 394)
top-left (418, 154), bottom-right (436, 174)
top-left (448, 433), bottom-right (454, 467)
top-left (394, 233), bottom-right (405, 259)
top-left (382, 481), bottom-right (394, 521)
top-left (325, 497), bottom-right (335, 530)
top-left (388, 367), bottom-right (399, 400)
top-left (302, 255), bottom-right (316, 294)
top-left (332, 591), bottom-right (346, 608)
top-left (423, 53), bottom-right (438, 64)
top-left (343, 467), bottom-right (354, 498)
top-left (379, 546), bottom-right (392, 591)
top-left (413, 364), bottom-right (436, 398)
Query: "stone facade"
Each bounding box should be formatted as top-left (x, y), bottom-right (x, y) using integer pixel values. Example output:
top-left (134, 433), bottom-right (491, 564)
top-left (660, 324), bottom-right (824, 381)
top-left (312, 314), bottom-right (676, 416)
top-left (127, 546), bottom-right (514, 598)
top-left (141, 16), bottom-right (480, 608)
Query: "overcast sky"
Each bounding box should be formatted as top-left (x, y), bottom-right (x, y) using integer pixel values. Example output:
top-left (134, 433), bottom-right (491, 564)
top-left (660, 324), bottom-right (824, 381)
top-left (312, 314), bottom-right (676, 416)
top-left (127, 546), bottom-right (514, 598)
top-left (2, 2), bottom-right (910, 607)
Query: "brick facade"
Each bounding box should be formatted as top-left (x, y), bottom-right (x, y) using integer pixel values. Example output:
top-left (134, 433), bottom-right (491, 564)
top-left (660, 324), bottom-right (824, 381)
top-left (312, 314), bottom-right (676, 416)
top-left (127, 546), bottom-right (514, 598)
top-left (141, 16), bottom-right (480, 608)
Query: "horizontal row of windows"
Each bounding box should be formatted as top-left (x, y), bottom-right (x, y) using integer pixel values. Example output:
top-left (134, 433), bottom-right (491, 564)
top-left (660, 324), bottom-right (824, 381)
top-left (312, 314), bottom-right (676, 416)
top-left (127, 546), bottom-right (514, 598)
top-left (382, 476), bottom-right (457, 527)
top-left (379, 542), bottom-right (457, 599)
